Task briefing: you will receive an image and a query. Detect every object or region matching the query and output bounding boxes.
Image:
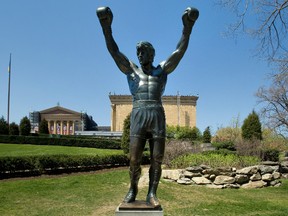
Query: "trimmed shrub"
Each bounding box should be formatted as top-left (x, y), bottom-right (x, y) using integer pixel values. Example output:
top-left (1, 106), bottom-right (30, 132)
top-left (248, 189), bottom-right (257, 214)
top-left (0, 135), bottom-right (121, 149)
top-left (0, 153), bottom-right (150, 178)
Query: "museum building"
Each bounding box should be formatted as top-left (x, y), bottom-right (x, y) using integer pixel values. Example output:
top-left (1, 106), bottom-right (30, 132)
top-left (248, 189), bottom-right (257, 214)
top-left (29, 106), bottom-right (97, 135)
top-left (109, 94), bottom-right (199, 132)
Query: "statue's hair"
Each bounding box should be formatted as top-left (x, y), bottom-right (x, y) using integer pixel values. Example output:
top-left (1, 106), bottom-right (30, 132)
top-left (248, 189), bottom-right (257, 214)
top-left (136, 41), bottom-right (155, 60)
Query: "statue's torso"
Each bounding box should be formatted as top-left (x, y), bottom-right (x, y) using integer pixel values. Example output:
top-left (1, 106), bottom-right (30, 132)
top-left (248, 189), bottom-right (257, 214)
top-left (127, 64), bottom-right (167, 104)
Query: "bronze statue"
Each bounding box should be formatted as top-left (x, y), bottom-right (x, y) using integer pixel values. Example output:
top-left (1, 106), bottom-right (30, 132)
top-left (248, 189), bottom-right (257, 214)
top-left (97, 6), bottom-right (199, 208)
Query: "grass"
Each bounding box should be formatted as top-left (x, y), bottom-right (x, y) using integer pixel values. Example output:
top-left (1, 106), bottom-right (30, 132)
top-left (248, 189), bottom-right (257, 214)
top-left (0, 169), bottom-right (288, 216)
top-left (0, 143), bottom-right (122, 157)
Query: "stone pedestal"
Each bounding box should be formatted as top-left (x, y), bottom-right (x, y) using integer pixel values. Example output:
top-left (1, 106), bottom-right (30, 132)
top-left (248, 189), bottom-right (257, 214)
top-left (115, 200), bottom-right (163, 216)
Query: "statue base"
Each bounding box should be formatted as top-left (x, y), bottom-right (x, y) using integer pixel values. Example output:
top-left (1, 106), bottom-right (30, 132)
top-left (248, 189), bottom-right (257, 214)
top-left (115, 200), bottom-right (163, 216)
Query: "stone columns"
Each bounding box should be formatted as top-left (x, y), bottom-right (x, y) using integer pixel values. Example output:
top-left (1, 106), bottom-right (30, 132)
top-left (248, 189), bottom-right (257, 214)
top-left (53, 121), bottom-right (57, 134)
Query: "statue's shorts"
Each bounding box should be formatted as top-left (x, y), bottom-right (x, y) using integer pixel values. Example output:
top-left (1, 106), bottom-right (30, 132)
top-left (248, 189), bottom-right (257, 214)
top-left (130, 105), bottom-right (166, 139)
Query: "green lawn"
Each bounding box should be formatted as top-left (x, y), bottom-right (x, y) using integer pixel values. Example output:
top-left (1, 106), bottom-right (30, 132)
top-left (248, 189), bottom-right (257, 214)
top-left (0, 169), bottom-right (288, 216)
top-left (0, 143), bottom-right (122, 157)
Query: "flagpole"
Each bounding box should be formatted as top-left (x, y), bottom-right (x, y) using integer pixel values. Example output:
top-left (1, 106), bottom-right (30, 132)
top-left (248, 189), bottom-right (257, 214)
top-left (7, 53), bottom-right (11, 129)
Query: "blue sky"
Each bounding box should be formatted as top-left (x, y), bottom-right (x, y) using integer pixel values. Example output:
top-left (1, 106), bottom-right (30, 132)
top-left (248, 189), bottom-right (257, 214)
top-left (0, 0), bottom-right (271, 134)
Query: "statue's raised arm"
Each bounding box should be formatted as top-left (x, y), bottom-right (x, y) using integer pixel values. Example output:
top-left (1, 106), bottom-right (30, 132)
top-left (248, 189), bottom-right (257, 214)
top-left (161, 7), bottom-right (199, 74)
top-left (97, 7), bottom-right (132, 74)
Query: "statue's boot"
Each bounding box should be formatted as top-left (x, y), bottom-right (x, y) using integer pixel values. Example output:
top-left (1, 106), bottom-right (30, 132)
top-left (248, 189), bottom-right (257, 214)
top-left (146, 168), bottom-right (161, 208)
top-left (123, 168), bottom-right (141, 203)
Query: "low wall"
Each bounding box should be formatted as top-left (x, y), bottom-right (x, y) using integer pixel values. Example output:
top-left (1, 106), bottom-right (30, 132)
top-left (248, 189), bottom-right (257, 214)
top-left (162, 161), bottom-right (288, 189)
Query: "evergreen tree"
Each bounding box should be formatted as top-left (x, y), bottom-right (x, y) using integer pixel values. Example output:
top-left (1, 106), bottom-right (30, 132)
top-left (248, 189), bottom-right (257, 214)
top-left (9, 122), bottom-right (19, 135)
top-left (20, 116), bottom-right (31, 136)
top-left (121, 113), bottom-right (131, 154)
top-left (242, 110), bottom-right (262, 140)
top-left (0, 116), bottom-right (9, 135)
top-left (39, 119), bottom-right (49, 134)
top-left (203, 126), bottom-right (212, 143)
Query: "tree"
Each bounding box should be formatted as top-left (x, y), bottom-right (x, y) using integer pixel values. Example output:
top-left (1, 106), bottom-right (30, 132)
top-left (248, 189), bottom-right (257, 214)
top-left (9, 122), bottom-right (19, 135)
top-left (20, 116), bottom-right (31, 136)
top-left (242, 110), bottom-right (263, 140)
top-left (39, 119), bottom-right (49, 134)
top-left (217, 0), bottom-right (288, 71)
top-left (203, 127), bottom-right (212, 143)
top-left (121, 113), bottom-right (131, 154)
top-left (256, 72), bottom-right (288, 135)
top-left (0, 116), bottom-right (9, 135)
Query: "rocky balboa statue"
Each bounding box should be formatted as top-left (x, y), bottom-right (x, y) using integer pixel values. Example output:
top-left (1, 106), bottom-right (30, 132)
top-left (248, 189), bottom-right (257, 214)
top-left (96, 6), bottom-right (199, 208)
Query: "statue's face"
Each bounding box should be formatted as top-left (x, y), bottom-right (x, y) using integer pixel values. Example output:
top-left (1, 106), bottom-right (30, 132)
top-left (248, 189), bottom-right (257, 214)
top-left (137, 48), bottom-right (151, 66)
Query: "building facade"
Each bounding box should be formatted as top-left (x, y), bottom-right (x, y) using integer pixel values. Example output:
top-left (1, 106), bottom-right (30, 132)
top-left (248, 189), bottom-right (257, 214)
top-left (109, 94), bottom-right (198, 132)
top-left (30, 106), bottom-right (97, 135)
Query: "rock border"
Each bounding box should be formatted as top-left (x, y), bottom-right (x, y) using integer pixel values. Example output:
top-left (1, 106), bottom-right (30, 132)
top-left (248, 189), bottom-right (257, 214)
top-left (162, 161), bottom-right (288, 189)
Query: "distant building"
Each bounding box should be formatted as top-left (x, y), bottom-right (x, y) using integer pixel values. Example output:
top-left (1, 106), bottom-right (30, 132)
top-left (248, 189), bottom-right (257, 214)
top-left (29, 106), bottom-right (97, 135)
top-left (109, 94), bottom-right (199, 132)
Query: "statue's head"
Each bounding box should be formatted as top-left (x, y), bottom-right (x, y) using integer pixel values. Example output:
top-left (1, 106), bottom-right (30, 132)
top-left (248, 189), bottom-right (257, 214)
top-left (136, 41), bottom-right (155, 65)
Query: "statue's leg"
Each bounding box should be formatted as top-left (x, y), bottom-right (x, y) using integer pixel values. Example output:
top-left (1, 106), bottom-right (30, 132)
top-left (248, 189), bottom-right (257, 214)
top-left (146, 137), bottom-right (165, 207)
top-left (123, 136), bottom-right (146, 203)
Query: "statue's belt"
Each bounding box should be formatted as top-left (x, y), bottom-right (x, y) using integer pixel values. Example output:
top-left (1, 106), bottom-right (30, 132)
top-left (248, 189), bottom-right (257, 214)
top-left (133, 100), bottom-right (163, 109)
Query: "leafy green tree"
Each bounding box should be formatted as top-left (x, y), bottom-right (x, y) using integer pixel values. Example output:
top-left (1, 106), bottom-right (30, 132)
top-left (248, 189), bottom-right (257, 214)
top-left (39, 119), bottom-right (49, 134)
top-left (9, 122), bottom-right (19, 135)
top-left (121, 113), bottom-right (131, 154)
top-left (242, 110), bottom-right (262, 140)
top-left (203, 126), bottom-right (212, 143)
top-left (166, 125), bottom-right (202, 141)
top-left (20, 116), bottom-right (31, 136)
top-left (0, 116), bottom-right (9, 135)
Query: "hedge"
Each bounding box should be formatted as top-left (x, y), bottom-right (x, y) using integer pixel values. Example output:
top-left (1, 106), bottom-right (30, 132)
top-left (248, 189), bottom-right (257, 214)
top-left (0, 135), bottom-right (121, 149)
top-left (0, 153), bottom-right (150, 179)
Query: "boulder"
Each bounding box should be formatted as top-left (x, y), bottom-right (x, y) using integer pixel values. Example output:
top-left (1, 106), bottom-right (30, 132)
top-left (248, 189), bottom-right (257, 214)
top-left (206, 184), bottom-right (223, 189)
top-left (237, 166), bottom-right (258, 175)
top-left (214, 175), bottom-right (235, 185)
top-left (183, 171), bottom-right (202, 178)
top-left (258, 165), bottom-right (277, 174)
top-left (262, 173), bottom-right (273, 181)
top-left (162, 169), bottom-right (182, 181)
top-left (250, 172), bottom-right (262, 181)
top-left (192, 177), bottom-right (211, 185)
top-left (186, 166), bottom-right (203, 173)
top-left (224, 184), bottom-right (240, 189)
top-left (235, 174), bottom-right (249, 184)
top-left (202, 168), bottom-right (220, 176)
top-left (272, 172), bottom-right (281, 180)
top-left (241, 180), bottom-right (267, 189)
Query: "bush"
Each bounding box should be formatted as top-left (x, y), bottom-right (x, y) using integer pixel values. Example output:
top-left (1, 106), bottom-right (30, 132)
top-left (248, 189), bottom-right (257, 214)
top-left (166, 125), bottom-right (202, 141)
top-left (0, 153), bottom-right (151, 178)
top-left (203, 126), bottom-right (211, 143)
top-left (39, 119), bottom-right (49, 134)
top-left (242, 110), bottom-right (262, 140)
top-left (235, 138), bottom-right (262, 158)
top-left (0, 135), bottom-right (121, 149)
top-left (163, 139), bottom-right (200, 167)
top-left (121, 113), bottom-right (131, 154)
top-left (0, 116), bottom-right (9, 135)
top-left (20, 116), bottom-right (31, 136)
top-left (9, 122), bottom-right (19, 135)
top-left (212, 141), bottom-right (236, 151)
top-left (170, 152), bottom-right (260, 169)
top-left (261, 149), bottom-right (280, 162)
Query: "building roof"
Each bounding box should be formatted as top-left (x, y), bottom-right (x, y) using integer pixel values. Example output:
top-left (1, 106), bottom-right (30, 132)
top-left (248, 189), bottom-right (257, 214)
top-left (39, 106), bottom-right (81, 115)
